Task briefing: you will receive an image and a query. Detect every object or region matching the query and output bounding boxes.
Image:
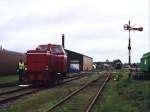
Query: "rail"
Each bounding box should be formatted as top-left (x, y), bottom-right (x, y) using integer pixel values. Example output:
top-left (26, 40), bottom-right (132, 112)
top-left (46, 73), bottom-right (110, 112)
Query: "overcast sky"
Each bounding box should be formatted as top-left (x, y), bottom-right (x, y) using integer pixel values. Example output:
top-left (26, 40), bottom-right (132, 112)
top-left (0, 0), bottom-right (149, 63)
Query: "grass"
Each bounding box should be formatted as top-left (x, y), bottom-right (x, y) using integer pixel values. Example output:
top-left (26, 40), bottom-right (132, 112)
top-left (92, 70), bottom-right (150, 112)
top-left (0, 72), bottom-right (100, 112)
top-left (3, 71), bottom-right (149, 112)
top-left (0, 74), bottom-right (18, 84)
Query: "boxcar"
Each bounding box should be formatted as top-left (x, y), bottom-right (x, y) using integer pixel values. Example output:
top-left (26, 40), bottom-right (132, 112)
top-left (140, 52), bottom-right (150, 72)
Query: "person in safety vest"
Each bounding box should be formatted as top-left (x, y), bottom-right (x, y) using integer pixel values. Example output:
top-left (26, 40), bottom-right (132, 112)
top-left (17, 59), bottom-right (25, 83)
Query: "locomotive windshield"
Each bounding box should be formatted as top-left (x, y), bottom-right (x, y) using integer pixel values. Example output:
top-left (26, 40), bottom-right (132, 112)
top-left (51, 46), bottom-right (64, 54)
top-left (36, 45), bottom-right (48, 51)
top-left (36, 45), bottom-right (65, 54)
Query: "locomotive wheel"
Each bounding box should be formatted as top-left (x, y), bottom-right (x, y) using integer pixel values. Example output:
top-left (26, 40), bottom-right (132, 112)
top-left (31, 80), bottom-right (40, 87)
top-left (56, 75), bottom-right (63, 84)
top-left (61, 72), bottom-right (67, 77)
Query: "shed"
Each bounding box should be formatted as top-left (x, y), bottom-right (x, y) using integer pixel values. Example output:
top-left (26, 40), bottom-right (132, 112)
top-left (65, 49), bottom-right (93, 72)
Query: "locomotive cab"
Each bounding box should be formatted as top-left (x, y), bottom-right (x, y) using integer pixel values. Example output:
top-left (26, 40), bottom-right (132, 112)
top-left (24, 43), bottom-right (67, 84)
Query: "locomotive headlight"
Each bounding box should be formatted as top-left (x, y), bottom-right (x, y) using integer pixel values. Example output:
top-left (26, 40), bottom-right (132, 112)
top-left (25, 67), bottom-right (27, 71)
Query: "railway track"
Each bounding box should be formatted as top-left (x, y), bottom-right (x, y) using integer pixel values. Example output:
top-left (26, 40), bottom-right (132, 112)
top-left (46, 72), bottom-right (110, 112)
top-left (0, 73), bottom-right (83, 94)
top-left (0, 82), bottom-right (20, 88)
top-left (0, 74), bottom-right (85, 105)
top-left (0, 87), bottom-right (41, 105)
top-left (85, 74), bottom-right (110, 112)
top-left (0, 72), bottom-right (85, 89)
top-left (0, 86), bottom-right (31, 96)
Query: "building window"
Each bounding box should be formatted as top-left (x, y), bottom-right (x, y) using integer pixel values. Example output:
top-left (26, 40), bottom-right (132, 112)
top-left (144, 60), bottom-right (147, 65)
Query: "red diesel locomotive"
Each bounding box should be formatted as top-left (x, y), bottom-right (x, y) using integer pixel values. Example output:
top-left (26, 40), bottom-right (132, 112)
top-left (24, 43), bottom-right (67, 84)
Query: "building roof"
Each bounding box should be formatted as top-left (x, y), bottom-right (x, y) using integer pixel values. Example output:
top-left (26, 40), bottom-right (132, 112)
top-left (142, 52), bottom-right (150, 58)
top-left (65, 49), bottom-right (93, 59)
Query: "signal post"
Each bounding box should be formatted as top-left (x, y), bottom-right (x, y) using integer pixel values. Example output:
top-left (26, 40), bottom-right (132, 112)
top-left (124, 20), bottom-right (143, 79)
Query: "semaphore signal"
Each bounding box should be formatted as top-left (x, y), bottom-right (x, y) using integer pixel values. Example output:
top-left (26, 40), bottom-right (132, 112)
top-left (124, 20), bottom-right (143, 66)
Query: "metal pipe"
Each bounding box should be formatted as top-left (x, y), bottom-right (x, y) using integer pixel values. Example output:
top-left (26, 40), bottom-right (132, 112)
top-left (62, 34), bottom-right (65, 48)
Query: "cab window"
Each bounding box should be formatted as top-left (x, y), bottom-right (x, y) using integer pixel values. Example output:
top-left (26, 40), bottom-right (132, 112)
top-left (51, 46), bottom-right (63, 54)
top-left (36, 45), bottom-right (48, 51)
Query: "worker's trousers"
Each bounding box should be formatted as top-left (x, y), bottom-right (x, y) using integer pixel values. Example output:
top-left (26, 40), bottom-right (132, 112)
top-left (19, 70), bottom-right (24, 83)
